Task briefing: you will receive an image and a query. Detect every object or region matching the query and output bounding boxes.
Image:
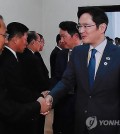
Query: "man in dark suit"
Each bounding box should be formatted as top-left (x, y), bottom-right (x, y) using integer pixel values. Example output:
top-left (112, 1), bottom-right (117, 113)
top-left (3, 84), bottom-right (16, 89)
top-left (18, 31), bottom-right (50, 134)
top-left (0, 22), bottom-right (49, 134)
top-left (45, 7), bottom-right (120, 134)
top-left (50, 34), bottom-right (65, 78)
top-left (52, 21), bottom-right (82, 134)
top-left (35, 33), bottom-right (50, 91)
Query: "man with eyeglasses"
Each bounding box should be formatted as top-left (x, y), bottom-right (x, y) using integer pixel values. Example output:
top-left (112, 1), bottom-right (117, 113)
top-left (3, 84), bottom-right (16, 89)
top-left (35, 33), bottom-right (49, 89)
top-left (0, 15), bottom-right (8, 51)
top-left (44, 7), bottom-right (120, 134)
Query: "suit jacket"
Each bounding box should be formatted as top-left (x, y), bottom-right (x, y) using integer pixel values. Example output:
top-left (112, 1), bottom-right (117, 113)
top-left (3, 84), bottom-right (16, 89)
top-left (0, 47), bottom-right (40, 134)
top-left (50, 46), bottom-right (61, 77)
top-left (50, 41), bottom-right (120, 134)
top-left (53, 49), bottom-right (75, 134)
top-left (55, 49), bottom-right (69, 82)
top-left (18, 48), bottom-right (49, 92)
top-left (34, 51), bottom-right (50, 90)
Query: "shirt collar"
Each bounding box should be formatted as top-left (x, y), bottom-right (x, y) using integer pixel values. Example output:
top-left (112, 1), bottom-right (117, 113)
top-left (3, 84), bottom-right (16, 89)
top-left (89, 39), bottom-right (107, 54)
top-left (28, 48), bottom-right (34, 54)
top-left (5, 46), bottom-right (18, 59)
top-left (56, 46), bottom-right (62, 50)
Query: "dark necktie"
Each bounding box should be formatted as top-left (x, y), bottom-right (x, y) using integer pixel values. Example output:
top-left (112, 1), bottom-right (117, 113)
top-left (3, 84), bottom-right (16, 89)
top-left (88, 49), bottom-right (97, 89)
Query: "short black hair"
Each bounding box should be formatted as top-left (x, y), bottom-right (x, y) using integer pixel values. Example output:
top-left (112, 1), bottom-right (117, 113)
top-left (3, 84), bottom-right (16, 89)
top-left (7, 22), bottom-right (29, 40)
top-left (59, 21), bottom-right (81, 39)
top-left (0, 15), bottom-right (3, 20)
top-left (56, 34), bottom-right (61, 44)
top-left (77, 7), bottom-right (108, 28)
top-left (0, 15), bottom-right (4, 29)
top-left (37, 33), bottom-right (43, 39)
top-left (27, 31), bottom-right (38, 44)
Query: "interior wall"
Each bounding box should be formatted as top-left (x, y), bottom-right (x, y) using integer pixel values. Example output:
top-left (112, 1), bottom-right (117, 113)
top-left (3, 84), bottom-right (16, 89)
top-left (0, 0), bottom-right (42, 34)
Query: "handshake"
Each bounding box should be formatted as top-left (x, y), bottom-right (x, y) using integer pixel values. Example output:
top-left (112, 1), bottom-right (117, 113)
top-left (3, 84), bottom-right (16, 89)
top-left (37, 91), bottom-right (53, 115)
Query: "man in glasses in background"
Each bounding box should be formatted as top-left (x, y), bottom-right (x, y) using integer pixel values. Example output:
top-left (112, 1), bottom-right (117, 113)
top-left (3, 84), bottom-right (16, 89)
top-left (17, 31), bottom-right (50, 134)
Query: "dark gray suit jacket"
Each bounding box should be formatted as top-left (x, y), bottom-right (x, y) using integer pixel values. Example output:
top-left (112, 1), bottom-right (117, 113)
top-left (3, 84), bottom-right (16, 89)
top-left (50, 41), bottom-right (120, 134)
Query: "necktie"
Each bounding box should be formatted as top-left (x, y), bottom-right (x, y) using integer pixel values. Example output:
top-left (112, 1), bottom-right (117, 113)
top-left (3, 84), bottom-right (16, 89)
top-left (88, 49), bottom-right (97, 89)
top-left (68, 49), bottom-right (72, 62)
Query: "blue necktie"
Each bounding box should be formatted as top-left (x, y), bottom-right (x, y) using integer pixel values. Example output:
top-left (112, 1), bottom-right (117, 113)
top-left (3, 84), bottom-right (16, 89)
top-left (88, 49), bottom-right (97, 89)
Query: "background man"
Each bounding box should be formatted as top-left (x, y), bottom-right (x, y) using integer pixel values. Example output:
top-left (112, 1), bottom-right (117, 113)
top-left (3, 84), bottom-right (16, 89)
top-left (18, 31), bottom-right (50, 134)
top-left (52, 21), bottom-right (82, 134)
top-left (50, 34), bottom-right (65, 78)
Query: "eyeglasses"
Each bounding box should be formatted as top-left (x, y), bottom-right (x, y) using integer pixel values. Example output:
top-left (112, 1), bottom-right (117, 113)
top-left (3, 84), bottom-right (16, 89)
top-left (0, 33), bottom-right (9, 39)
top-left (76, 24), bottom-right (96, 30)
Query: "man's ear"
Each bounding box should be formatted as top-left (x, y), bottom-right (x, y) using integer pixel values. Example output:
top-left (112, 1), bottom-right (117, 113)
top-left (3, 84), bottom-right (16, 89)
top-left (31, 40), bottom-right (35, 45)
top-left (12, 36), bottom-right (18, 44)
top-left (99, 23), bottom-right (107, 33)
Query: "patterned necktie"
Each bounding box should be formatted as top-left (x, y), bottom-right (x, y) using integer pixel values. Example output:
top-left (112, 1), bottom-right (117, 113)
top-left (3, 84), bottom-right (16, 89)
top-left (88, 49), bottom-right (97, 89)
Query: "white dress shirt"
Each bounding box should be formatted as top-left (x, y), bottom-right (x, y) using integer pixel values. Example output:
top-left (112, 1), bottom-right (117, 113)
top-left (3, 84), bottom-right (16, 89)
top-left (88, 39), bottom-right (107, 78)
top-left (5, 46), bottom-right (18, 61)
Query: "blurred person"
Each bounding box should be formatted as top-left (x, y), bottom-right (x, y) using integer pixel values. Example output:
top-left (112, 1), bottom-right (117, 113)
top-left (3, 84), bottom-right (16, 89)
top-left (50, 34), bottom-right (65, 78)
top-left (18, 31), bottom-right (50, 134)
top-left (37, 33), bottom-right (44, 51)
top-left (114, 37), bottom-right (120, 45)
top-left (106, 36), bottom-right (114, 43)
top-left (35, 33), bottom-right (50, 89)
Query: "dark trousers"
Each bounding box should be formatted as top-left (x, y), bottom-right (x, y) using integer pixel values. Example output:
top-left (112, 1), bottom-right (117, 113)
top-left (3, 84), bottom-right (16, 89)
top-left (53, 94), bottom-right (75, 134)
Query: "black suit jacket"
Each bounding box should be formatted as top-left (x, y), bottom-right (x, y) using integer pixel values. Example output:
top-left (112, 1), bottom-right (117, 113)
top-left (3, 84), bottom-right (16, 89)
top-left (34, 51), bottom-right (50, 90)
top-left (50, 46), bottom-right (61, 77)
top-left (0, 47), bottom-right (40, 134)
top-left (52, 49), bottom-right (75, 134)
top-left (18, 49), bottom-right (49, 91)
top-left (50, 41), bottom-right (120, 134)
top-left (55, 49), bottom-right (69, 82)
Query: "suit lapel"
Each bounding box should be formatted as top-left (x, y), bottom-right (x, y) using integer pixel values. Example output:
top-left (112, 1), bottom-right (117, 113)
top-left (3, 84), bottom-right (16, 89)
top-left (79, 45), bottom-right (90, 93)
top-left (4, 47), bottom-right (18, 62)
top-left (93, 42), bottom-right (116, 91)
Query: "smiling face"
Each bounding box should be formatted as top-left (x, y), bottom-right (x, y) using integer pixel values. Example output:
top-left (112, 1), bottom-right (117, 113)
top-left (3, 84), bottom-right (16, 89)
top-left (79, 13), bottom-right (107, 47)
top-left (59, 29), bottom-right (77, 49)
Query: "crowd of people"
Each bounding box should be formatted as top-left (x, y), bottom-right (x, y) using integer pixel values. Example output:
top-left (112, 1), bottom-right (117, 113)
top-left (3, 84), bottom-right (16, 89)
top-left (0, 6), bottom-right (120, 134)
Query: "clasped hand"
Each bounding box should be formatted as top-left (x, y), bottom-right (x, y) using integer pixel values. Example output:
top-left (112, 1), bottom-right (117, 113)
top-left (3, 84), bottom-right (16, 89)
top-left (37, 95), bottom-right (53, 115)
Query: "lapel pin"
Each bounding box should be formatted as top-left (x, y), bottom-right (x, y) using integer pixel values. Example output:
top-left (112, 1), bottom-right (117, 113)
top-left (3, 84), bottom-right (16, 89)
top-left (104, 62), bottom-right (108, 65)
top-left (106, 57), bottom-right (110, 60)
